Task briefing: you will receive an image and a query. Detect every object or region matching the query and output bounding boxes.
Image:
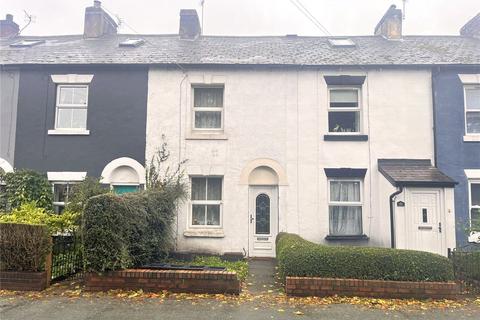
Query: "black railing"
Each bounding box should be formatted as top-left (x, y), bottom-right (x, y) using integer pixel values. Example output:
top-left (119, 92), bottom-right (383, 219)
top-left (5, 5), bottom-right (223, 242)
top-left (448, 243), bottom-right (480, 288)
top-left (51, 235), bottom-right (83, 282)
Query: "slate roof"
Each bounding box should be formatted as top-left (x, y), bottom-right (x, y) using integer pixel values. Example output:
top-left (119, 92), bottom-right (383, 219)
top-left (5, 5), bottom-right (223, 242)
top-left (1, 34), bottom-right (480, 66)
top-left (378, 159), bottom-right (457, 188)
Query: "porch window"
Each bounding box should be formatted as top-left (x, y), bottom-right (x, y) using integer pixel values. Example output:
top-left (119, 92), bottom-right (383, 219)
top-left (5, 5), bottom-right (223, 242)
top-left (53, 183), bottom-right (74, 214)
top-left (55, 85), bottom-right (89, 130)
top-left (191, 177), bottom-right (222, 227)
top-left (328, 179), bottom-right (363, 236)
top-left (469, 181), bottom-right (480, 229)
top-left (193, 87), bottom-right (224, 130)
top-left (328, 88), bottom-right (361, 133)
top-left (465, 85), bottom-right (480, 135)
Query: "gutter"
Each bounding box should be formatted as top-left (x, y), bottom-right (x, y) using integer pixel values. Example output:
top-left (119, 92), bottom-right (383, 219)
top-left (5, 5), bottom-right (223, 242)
top-left (389, 186), bottom-right (404, 248)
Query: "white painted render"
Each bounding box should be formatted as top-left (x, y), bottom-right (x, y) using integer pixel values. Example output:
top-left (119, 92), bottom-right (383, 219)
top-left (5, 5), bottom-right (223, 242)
top-left (146, 66), bottom-right (450, 256)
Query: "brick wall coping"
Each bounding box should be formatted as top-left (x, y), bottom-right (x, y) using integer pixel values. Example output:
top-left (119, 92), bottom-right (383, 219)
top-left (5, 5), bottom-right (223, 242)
top-left (286, 276), bottom-right (460, 299)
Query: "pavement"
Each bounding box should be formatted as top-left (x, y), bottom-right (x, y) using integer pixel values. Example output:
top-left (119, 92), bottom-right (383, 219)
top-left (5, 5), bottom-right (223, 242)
top-left (1, 259), bottom-right (479, 320)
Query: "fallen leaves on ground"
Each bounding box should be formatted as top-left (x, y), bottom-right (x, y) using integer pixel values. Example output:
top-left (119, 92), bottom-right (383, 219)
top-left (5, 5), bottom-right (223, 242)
top-left (0, 281), bottom-right (479, 312)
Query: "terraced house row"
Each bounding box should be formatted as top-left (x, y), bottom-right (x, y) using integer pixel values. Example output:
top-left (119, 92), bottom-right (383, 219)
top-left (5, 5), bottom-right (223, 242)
top-left (1, 2), bottom-right (479, 257)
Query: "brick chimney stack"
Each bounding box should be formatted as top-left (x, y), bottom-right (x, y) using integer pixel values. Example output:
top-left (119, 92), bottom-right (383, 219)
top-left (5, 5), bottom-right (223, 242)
top-left (0, 14), bottom-right (19, 38)
top-left (460, 13), bottom-right (480, 39)
top-left (374, 5), bottom-right (403, 40)
top-left (84, 0), bottom-right (118, 38)
top-left (179, 9), bottom-right (201, 40)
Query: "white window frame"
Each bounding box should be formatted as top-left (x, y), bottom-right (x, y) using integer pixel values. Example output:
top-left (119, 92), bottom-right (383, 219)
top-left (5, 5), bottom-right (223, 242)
top-left (468, 179), bottom-right (480, 228)
top-left (327, 178), bottom-right (364, 235)
top-left (464, 84), bottom-right (480, 136)
top-left (327, 86), bottom-right (362, 134)
top-left (189, 176), bottom-right (223, 229)
top-left (192, 86), bottom-right (224, 132)
top-left (54, 84), bottom-right (89, 130)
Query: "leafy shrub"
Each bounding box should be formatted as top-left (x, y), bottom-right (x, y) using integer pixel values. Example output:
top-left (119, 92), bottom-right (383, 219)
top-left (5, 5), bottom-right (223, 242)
top-left (65, 177), bottom-right (108, 214)
top-left (0, 223), bottom-right (51, 272)
top-left (83, 188), bottom-right (186, 273)
top-left (276, 233), bottom-right (455, 282)
top-left (0, 169), bottom-right (53, 211)
top-left (0, 202), bottom-right (78, 234)
top-left (451, 251), bottom-right (480, 281)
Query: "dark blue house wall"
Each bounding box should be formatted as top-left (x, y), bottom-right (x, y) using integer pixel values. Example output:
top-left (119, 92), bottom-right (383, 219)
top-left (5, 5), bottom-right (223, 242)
top-left (14, 65), bottom-right (148, 177)
top-left (433, 66), bottom-right (480, 245)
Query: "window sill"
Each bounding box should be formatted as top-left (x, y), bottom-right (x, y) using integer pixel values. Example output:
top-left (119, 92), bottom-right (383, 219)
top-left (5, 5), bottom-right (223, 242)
top-left (186, 132), bottom-right (228, 140)
top-left (463, 135), bottom-right (480, 142)
top-left (325, 234), bottom-right (369, 241)
top-left (48, 129), bottom-right (90, 136)
top-left (183, 229), bottom-right (225, 238)
top-left (324, 134), bottom-right (368, 141)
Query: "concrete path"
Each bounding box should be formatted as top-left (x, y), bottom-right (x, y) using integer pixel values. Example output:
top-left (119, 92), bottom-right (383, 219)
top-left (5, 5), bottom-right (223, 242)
top-left (245, 258), bottom-right (282, 294)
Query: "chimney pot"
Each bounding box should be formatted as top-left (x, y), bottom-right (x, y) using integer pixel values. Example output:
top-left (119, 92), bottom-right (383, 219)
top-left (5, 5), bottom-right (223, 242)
top-left (460, 13), bottom-right (480, 39)
top-left (84, 1), bottom-right (117, 38)
top-left (179, 9), bottom-right (201, 40)
top-left (0, 13), bottom-right (19, 38)
top-left (374, 4), bottom-right (403, 40)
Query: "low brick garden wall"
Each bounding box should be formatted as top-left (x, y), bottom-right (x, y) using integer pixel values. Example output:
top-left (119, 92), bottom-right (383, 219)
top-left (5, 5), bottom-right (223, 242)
top-left (286, 277), bottom-right (460, 299)
top-left (0, 271), bottom-right (48, 291)
top-left (85, 269), bottom-right (240, 294)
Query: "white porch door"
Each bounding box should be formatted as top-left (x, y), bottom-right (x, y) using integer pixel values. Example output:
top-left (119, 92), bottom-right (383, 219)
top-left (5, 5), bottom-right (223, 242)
top-left (405, 189), bottom-right (445, 255)
top-left (248, 186), bottom-right (278, 257)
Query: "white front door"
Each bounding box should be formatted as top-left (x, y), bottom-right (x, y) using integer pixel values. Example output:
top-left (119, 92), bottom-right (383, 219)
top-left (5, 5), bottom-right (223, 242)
top-left (405, 189), bottom-right (445, 255)
top-left (248, 186), bottom-right (278, 257)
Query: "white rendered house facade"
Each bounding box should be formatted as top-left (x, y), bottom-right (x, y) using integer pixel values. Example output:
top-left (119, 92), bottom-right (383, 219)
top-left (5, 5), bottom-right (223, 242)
top-left (146, 66), bottom-right (457, 257)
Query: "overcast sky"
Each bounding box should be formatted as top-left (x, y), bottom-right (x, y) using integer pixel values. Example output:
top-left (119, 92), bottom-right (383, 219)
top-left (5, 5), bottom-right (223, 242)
top-left (1, 0), bottom-right (479, 37)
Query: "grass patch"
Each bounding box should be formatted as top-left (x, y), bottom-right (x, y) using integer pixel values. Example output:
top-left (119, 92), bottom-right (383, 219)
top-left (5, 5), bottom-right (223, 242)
top-left (165, 256), bottom-right (248, 282)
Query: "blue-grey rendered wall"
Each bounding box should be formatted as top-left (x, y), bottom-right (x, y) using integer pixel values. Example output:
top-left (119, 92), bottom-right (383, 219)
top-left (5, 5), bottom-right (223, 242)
top-left (14, 65), bottom-right (148, 177)
top-left (433, 66), bottom-right (480, 245)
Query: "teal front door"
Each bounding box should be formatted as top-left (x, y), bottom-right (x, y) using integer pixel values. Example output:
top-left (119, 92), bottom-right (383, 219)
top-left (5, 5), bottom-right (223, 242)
top-left (113, 185), bottom-right (139, 194)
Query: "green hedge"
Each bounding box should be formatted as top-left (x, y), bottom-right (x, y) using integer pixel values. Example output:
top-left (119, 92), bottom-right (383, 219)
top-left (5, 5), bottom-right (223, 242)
top-left (451, 251), bottom-right (480, 281)
top-left (276, 233), bottom-right (454, 282)
top-left (83, 189), bottom-right (181, 273)
top-left (0, 222), bottom-right (51, 272)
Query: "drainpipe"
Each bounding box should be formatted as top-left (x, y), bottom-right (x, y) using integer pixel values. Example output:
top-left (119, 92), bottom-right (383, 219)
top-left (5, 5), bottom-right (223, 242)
top-left (389, 186), bottom-right (403, 248)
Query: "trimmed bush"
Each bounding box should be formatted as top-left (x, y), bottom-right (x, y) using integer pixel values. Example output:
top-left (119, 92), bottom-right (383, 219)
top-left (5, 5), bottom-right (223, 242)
top-left (0, 223), bottom-right (51, 272)
top-left (83, 189), bottom-right (184, 273)
top-left (276, 233), bottom-right (454, 282)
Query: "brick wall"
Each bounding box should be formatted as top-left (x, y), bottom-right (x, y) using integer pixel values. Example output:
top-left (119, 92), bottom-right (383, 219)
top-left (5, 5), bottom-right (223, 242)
top-left (0, 271), bottom-right (48, 291)
top-left (286, 277), bottom-right (460, 299)
top-left (85, 269), bottom-right (240, 294)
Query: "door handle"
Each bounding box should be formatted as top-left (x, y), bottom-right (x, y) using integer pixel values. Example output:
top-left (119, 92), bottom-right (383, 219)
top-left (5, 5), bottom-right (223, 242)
top-left (250, 214), bottom-right (254, 223)
top-left (438, 222), bottom-right (442, 233)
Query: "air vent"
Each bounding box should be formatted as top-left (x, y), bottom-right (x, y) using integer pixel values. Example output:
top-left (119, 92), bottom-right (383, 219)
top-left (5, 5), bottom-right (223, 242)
top-left (10, 40), bottom-right (45, 48)
top-left (328, 38), bottom-right (355, 48)
top-left (119, 38), bottom-right (145, 47)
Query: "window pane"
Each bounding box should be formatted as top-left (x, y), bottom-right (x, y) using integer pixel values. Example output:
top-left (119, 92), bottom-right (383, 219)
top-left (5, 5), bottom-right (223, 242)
top-left (72, 87), bottom-right (88, 105)
top-left (195, 111), bottom-right (222, 129)
top-left (330, 181), bottom-right (361, 202)
top-left (191, 178), bottom-right (206, 200)
top-left (59, 87), bottom-right (74, 104)
top-left (56, 108), bottom-right (72, 128)
top-left (113, 185), bottom-right (138, 195)
top-left (71, 109), bottom-right (87, 129)
top-left (466, 88), bottom-right (480, 110)
top-left (329, 206), bottom-right (362, 235)
top-left (206, 205), bottom-right (220, 225)
top-left (255, 193), bottom-right (270, 235)
top-left (207, 178), bottom-right (222, 200)
top-left (328, 111), bottom-right (360, 132)
top-left (330, 89), bottom-right (358, 108)
top-left (54, 184), bottom-right (68, 202)
top-left (471, 208), bottom-right (480, 226)
top-left (192, 204), bottom-right (206, 225)
top-left (472, 183), bottom-right (480, 206)
top-left (194, 88), bottom-right (223, 108)
top-left (466, 112), bottom-right (480, 134)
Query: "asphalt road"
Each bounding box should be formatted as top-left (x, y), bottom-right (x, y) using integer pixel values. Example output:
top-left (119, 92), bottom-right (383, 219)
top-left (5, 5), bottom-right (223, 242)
top-left (1, 296), bottom-right (479, 320)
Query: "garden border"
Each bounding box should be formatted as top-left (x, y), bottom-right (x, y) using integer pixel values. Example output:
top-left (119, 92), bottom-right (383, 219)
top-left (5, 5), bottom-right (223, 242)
top-left (286, 277), bottom-right (460, 299)
top-left (85, 269), bottom-right (241, 294)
